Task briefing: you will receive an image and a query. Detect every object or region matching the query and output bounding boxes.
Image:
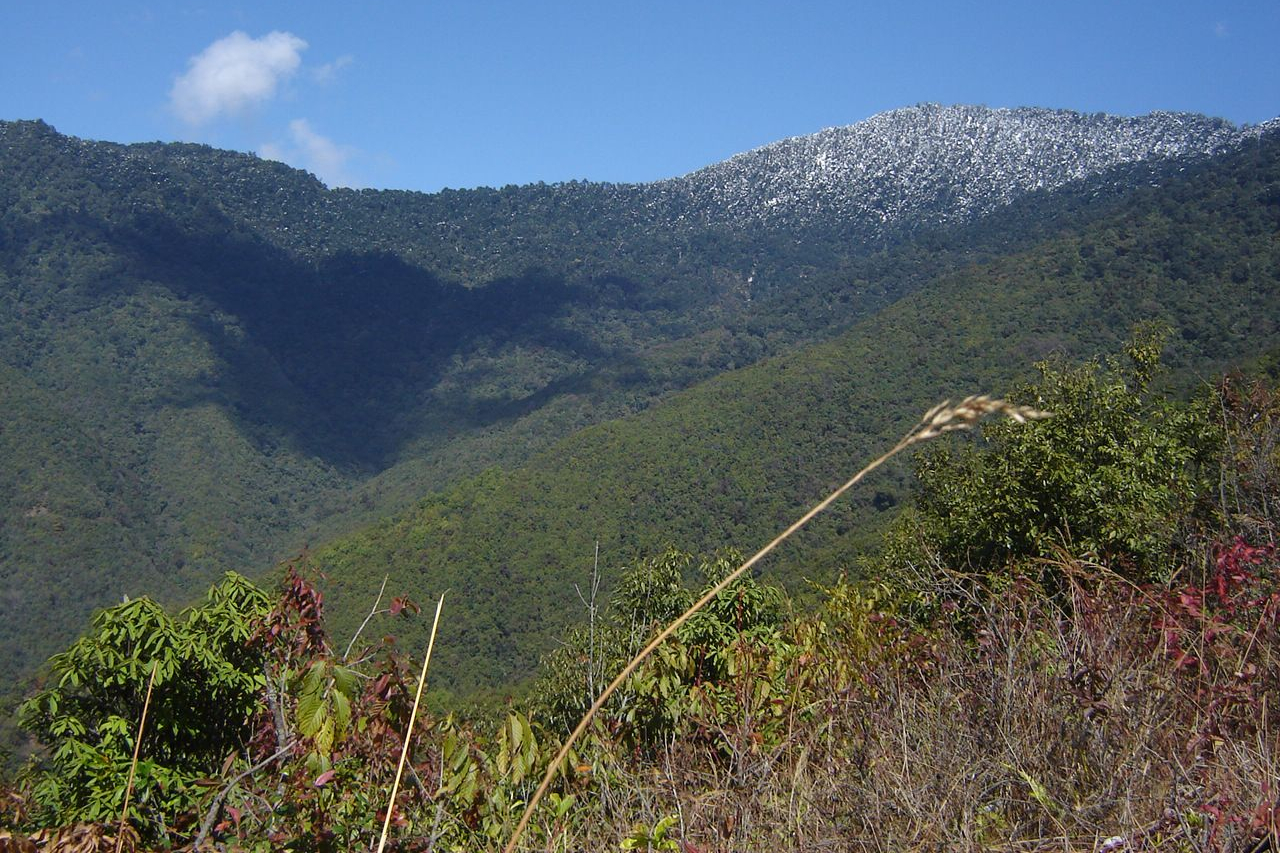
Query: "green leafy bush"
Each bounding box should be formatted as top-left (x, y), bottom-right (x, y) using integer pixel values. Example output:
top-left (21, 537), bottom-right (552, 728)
top-left (17, 573), bottom-right (270, 834)
top-left (885, 325), bottom-right (1220, 591)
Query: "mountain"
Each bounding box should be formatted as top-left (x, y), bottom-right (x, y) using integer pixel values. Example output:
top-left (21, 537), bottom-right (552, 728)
top-left (309, 127), bottom-right (1280, 692)
top-left (0, 106), bottom-right (1272, 691)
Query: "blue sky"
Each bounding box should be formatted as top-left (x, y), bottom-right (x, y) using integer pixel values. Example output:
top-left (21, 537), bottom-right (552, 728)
top-left (2, 1), bottom-right (1277, 191)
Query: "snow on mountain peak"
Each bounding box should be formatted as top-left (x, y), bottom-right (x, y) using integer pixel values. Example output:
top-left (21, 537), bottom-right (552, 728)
top-left (659, 104), bottom-right (1246, 236)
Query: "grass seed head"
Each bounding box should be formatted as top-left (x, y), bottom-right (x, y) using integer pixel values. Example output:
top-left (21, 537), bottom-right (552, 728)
top-left (911, 395), bottom-right (1051, 444)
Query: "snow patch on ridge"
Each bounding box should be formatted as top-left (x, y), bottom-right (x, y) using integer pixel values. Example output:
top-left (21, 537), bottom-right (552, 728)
top-left (655, 104), bottom-right (1249, 236)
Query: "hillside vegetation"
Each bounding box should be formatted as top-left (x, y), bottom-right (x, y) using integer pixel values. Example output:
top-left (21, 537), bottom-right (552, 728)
top-left (3, 341), bottom-right (1276, 852)
top-left (312, 130), bottom-right (1280, 692)
top-left (1, 105), bottom-right (1277, 849)
top-left (3, 110), bottom-right (1261, 689)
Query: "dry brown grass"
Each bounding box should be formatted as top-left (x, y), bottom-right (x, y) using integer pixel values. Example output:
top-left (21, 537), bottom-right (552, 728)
top-left (505, 397), bottom-right (1051, 853)
top-left (537, 551), bottom-right (1278, 853)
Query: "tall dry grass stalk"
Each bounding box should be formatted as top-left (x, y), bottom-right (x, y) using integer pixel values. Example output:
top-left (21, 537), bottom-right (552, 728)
top-left (503, 395), bottom-right (1049, 853)
top-left (114, 659), bottom-right (158, 853)
top-left (376, 593), bottom-right (446, 853)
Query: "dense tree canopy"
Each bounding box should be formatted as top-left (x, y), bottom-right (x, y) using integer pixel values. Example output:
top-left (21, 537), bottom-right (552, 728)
top-left (887, 326), bottom-right (1221, 585)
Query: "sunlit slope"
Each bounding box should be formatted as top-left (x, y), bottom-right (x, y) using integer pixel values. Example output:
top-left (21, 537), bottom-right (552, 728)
top-left (313, 131), bottom-right (1280, 692)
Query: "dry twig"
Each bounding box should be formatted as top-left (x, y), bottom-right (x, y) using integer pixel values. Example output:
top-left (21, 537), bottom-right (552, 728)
top-left (114, 659), bottom-right (159, 853)
top-left (376, 593), bottom-right (446, 853)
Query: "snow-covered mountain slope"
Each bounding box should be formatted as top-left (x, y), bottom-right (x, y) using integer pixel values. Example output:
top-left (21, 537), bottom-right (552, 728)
top-left (655, 104), bottom-right (1253, 236)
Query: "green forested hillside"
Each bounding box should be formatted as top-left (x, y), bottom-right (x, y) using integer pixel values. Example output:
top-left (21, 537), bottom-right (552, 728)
top-left (3, 115), bottom-right (1225, 688)
top-left (0, 365), bottom-right (165, 674)
top-left (1, 116), bottom-right (1275, 697)
top-left (6, 347), bottom-right (1275, 851)
top-left (311, 130), bottom-right (1280, 692)
top-left (0, 122), bottom-right (810, 684)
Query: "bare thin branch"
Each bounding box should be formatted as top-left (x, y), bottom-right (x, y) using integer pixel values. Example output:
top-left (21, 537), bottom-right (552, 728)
top-left (115, 659), bottom-right (159, 853)
top-left (343, 575), bottom-right (390, 661)
top-left (376, 593), bottom-right (446, 853)
top-left (192, 740), bottom-right (298, 849)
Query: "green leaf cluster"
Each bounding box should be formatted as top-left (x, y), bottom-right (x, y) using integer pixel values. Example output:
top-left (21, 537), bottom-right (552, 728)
top-left (884, 325), bottom-right (1220, 587)
top-left (531, 549), bottom-right (787, 739)
top-left (292, 659), bottom-right (360, 773)
top-left (17, 573), bottom-right (271, 832)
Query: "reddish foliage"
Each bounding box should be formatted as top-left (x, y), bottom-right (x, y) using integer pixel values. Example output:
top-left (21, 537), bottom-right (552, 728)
top-left (253, 561), bottom-right (331, 662)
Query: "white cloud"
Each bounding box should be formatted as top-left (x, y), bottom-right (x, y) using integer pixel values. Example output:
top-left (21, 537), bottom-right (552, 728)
top-left (260, 119), bottom-right (360, 188)
top-left (171, 31), bottom-right (307, 125)
top-left (1214, 21), bottom-right (1229, 38)
top-left (311, 54), bottom-right (354, 84)
top-left (257, 141), bottom-right (286, 162)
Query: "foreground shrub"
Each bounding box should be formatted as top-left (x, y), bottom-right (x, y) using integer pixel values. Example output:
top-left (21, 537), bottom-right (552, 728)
top-left (16, 574), bottom-right (270, 837)
top-left (885, 325), bottom-right (1221, 591)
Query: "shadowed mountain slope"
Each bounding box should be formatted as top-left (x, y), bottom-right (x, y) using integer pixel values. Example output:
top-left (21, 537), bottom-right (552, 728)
top-left (311, 129), bottom-right (1280, 692)
top-left (0, 108), bottom-right (1270, 689)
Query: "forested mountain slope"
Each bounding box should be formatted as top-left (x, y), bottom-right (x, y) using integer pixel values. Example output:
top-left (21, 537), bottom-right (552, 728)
top-left (0, 107), bottom-right (1268, 689)
top-left (311, 128), bottom-right (1280, 692)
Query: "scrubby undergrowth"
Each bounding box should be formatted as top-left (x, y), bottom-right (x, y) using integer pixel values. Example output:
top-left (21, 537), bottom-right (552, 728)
top-left (2, 345), bottom-right (1277, 852)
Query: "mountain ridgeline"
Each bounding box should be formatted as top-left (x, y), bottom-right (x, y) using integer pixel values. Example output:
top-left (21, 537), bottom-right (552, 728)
top-left (667, 104), bottom-right (1249, 231)
top-left (0, 105), bottom-right (1276, 692)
